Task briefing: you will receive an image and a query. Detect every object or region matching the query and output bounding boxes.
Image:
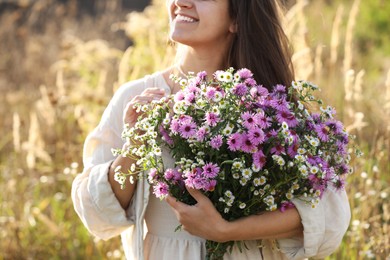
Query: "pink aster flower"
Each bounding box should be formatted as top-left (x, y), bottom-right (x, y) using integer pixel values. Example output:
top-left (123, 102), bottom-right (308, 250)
top-left (270, 143), bottom-right (285, 155)
top-left (248, 127), bottom-right (265, 145)
top-left (250, 84), bottom-right (269, 98)
top-left (153, 181), bottom-right (169, 199)
top-left (241, 112), bottom-right (257, 129)
top-left (232, 83), bottom-right (248, 96)
top-left (187, 84), bottom-right (201, 94)
top-left (196, 126), bottom-right (208, 141)
top-left (314, 123), bottom-right (329, 142)
top-left (244, 78), bottom-right (257, 87)
top-left (179, 121), bottom-right (197, 139)
top-left (206, 87), bottom-right (216, 99)
top-left (237, 68), bottom-right (253, 79)
top-left (227, 132), bottom-right (242, 151)
top-left (164, 168), bottom-right (175, 181)
top-left (184, 92), bottom-right (196, 104)
top-left (210, 135), bottom-right (223, 150)
top-left (170, 118), bottom-right (180, 134)
top-left (202, 162), bottom-right (220, 178)
top-left (334, 178), bottom-right (346, 191)
top-left (240, 133), bottom-right (257, 153)
top-left (276, 108), bottom-right (298, 127)
top-left (197, 71), bottom-right (207, 80)
top-left (252, 150), bottom-right (266, 169)
top-left (255, 111), bottom-right (271, 129)
top-left (204, 179), bottom-right (217, 191)
top-left (205, 112), bottom-right (220, 127)
top-left (159, 125), bottom-right (174, 145)
top-left (326, 119), bottom-right (344, 135)
top-left (270, 97), bottom-right (288, 111)
top-left (174, 91), bottom-right (185, 102)
top-left (272, 84), bottom-right (287, 96)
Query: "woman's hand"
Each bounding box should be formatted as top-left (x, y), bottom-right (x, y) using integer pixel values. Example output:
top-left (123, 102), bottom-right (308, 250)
top-left (123, 88), bottom-right (166, 125)
top-left (166, 187), bottom-right (303, 242)
top-left (166, 187), bottom-right (230, 242)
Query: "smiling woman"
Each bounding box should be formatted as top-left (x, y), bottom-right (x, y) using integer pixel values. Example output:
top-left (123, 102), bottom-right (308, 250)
top-left (71, 0), bottom-right (351, 259)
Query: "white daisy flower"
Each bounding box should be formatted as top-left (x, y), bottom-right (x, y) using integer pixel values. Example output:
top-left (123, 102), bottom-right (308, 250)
top-left (241, 168), bottom-right (253, 179)
top-left (239, 178), bottom-right (248, 186)
top-left (239, 202), bottom-right (246, 209)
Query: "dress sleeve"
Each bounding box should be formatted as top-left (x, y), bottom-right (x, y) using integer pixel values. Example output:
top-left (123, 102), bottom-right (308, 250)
top-left (71, 79), bottom-right (146, 240)
top-left (277, 187), bottom-right (351, 259)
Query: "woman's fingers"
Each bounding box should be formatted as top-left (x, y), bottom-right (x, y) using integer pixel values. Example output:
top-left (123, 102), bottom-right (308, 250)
top-left (123, 88), bottom-right (166, 125)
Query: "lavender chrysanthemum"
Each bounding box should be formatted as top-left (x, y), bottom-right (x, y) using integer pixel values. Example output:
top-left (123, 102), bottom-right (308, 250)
top-left (210, 135), bottom-right (224, 150)
top-left (227, 132), bottom-right (242, 151)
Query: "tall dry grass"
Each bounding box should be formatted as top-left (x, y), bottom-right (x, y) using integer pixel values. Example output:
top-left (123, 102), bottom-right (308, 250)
top-left (0, 0), bottom-right (389, 259)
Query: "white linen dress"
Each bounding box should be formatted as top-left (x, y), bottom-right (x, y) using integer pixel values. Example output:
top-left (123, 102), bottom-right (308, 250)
top-left (71, 71), bottom-right (352, 260)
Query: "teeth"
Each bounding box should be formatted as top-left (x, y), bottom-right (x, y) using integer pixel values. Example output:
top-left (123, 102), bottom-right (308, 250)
top-left (176, 14), bottom-right (196, 22)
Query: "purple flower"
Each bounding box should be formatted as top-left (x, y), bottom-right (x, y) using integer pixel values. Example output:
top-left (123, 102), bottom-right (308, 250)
top-left (159, 125), bottom-right (174, 145)
top-left (187, 85), bottom-right (201, 94)
top-left (227, 132), bottom-right (243, 151)
top-left (311, 113), bottom-right (322, 124)
top-left (287, 144), bottom-right (298, 158)
top-left (244, 78), bottom-right (257, 87)
top-left (148, 168), bottom-right (158, 183)
top-left (248, 127), bottom-right (265, 145)
top-left (233, 83), bottom-right (248, 96)
top-left (276, 108), bottom-right (298, 127)
top-left (170, 118), bottom-right (180, 134)
top-left (197, 71), bottom-right (207, 80)
top-left (272, 84), bottom-right (287, 96)
top-left (337, 163), bottom-right (350, 175)
top-left (153, 181), bottom-right (169, 198)
top-left (333, 178), bottom-right (346, 190)
top-left (240, 133), bottom-right (257, 153)
top-left (210, 135), bottom-right (223, 150)
top-left (196, 127), bottom-right (208, 141)
top-left (255, 111), bottom-right (271, 129)
top-left (164, 168), bottom-right (175, 181)
top-left (184, 92), bottom-right (196, 104)
top-left (270, 144), bottom-right (285, 155)
top-left (336, 140), bottom-right (347, 156)
top-left (250, 85), bottom-right (269, 98)
top-left (308, 175), bottom-right (326, 197)
top-left (204, 179), bottom-right (217, 191)
top-left (179, 121), bottom-right (197, 139)
top-left (206, 87), bottom-right (216, 99)
top-left (205, 112), bottom-right (220, 127)
top-left (237, 68), bottom-right (253, 79)
top-left (314, 123), bottom-right (329, 142)
top-left (270, 97), bottom-right (288, 111)
top-left (202, 162), bottom-right (220, 178)
top-left (241, 112), bottom-right (257, 129)
top-left (252, 150), bottom-right (266, 169)
top-left (326, 119), bottom-right (344, 135)
top-left (174, 91), bottom-right (185, 102)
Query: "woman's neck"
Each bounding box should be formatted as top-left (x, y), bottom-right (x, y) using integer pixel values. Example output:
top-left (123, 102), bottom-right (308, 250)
top-left (178, 45), bottom-right (228, 78)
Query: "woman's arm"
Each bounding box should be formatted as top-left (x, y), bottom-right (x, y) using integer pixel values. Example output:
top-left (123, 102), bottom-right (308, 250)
top-left (108, 87), bottom-right (166, 209)
top-left (166, 187), bottom-right (303, 242)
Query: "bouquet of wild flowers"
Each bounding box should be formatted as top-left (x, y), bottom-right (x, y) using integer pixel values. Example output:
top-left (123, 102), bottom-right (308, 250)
top-left (112, 68), bottom-right (355, 259)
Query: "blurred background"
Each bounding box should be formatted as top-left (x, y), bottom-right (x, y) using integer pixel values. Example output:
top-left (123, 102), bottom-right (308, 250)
top-left (0, 0), bottom-right (389, 259)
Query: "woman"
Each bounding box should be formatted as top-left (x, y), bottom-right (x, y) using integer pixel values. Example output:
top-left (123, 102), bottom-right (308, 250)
top-left (72, 0), bottom-right (351, 259)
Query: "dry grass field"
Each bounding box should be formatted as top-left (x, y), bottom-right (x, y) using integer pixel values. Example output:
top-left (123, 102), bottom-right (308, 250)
top-left (0, 0), bottom-right (388, 259)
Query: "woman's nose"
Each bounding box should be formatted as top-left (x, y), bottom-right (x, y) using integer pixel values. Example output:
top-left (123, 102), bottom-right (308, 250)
top-left (174, 0), bottom-right (193, 8)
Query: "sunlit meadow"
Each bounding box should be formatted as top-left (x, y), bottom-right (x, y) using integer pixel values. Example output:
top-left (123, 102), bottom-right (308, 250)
top-left (0, 0), bottom-right (388, 259)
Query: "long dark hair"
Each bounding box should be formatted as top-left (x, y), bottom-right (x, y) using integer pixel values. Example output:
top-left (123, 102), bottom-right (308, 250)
top-left (227, 0), bottom-right (294, 89)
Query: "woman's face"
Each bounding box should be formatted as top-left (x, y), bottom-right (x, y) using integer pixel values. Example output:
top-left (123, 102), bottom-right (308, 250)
top-left (167, 0), bottom-right (235, 48)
